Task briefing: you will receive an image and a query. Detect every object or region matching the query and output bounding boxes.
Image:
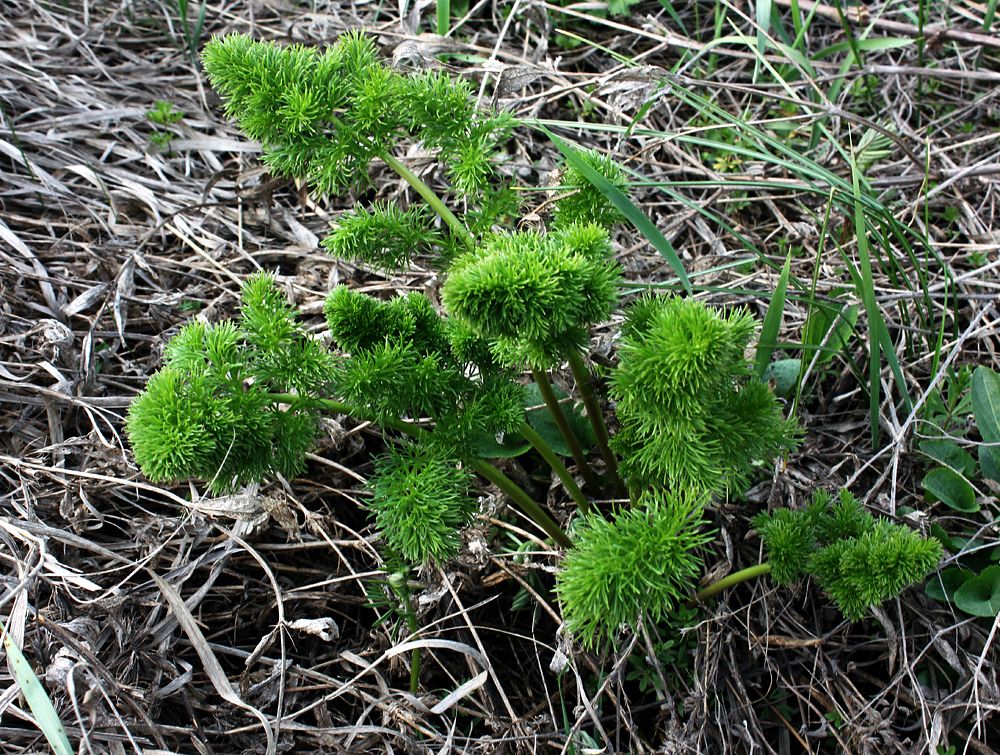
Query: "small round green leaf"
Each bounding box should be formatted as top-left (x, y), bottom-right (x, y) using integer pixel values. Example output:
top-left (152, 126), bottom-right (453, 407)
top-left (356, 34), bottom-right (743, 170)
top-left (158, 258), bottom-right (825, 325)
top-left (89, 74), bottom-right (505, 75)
top-left (762, 358), bottom-right (800, 398)
top-left (921, 467), bottom-right (979, 512)
top-left (930, 523), bottom-right (957, 551)
top-left (953, 566), bottom-right (1000, 617)
top-left (924, 566), bottom-right (975, 603)
top-left (971, 366), bottom-right (1000, 442)
top-left (471, 430), bottom-right (530, 459)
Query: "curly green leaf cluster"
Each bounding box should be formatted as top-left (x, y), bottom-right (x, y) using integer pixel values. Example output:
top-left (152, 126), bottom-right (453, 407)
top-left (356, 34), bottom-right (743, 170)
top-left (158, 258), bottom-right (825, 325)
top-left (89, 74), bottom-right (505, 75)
top-left (556, 491), bottom-right (712, 647)
top-left (442, 225), bottom-right (621, 369)
top-left (611, 295), bottom-right (798, 496)
top-left (369, 440), bottom-right (477, 564)
top-left (126, 274), bottom-right (334, 493)
top-left (202, 33), bottom-right (511, 200)
top-left (325, 286), bottom-right (451, 356)
top-left (323, 202), bottom-right (443, 270)
top-left (753, 490), bottom-right (942, 620)
top-left (241, 272), bottom-right (335, 394)
top-left (552, 149), bottom-right (629, 230)
top-left (127, 336), bottom-right (320, 494)
top-left (324, 286), bottom-right (523, 440)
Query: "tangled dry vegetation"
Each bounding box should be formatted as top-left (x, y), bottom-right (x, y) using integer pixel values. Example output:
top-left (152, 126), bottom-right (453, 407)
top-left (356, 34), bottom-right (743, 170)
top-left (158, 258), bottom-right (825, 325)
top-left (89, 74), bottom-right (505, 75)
top-left (1, 0), bottom-right (999, 752)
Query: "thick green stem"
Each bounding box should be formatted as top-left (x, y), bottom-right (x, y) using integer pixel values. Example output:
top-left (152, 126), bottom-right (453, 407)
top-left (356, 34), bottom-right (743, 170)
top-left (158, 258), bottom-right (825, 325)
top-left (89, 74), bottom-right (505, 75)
top-left (530, 369), bottom-right (602, 492)
top-left (269, 393), bottom-right (571, 549)
top-left (470, 459), bottom-right (573, 549)
top-left (518, 422), bottom-right (590, 516)
top-left (381, 152), bottom-right (474, 250)
top-left (566, 350), bottom-right (626, 498)
top-left (695, 562), bottom-right (772, 603)
top-left (436, 0), bottom-right (449, 35)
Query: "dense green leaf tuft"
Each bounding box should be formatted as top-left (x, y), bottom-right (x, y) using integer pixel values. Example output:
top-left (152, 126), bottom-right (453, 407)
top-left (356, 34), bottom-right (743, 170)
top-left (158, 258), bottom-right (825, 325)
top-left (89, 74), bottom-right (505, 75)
top-left (754, 490), bottom-right (942, 620)
top-left (126, 277), bottom-right (332, 493)
top-left (552, 149), bottom-right (630, 230)
top-left (202, 32), bottom-right (512, 209)
top-left (556, 491), bottom-right (712, 648)
top-left (612, 295), bottom-right (798, 496)
top-left (810, 521), bottom-right (943, 621)
top-left (369, 440), bottom-right (477, 563)
top-left (323, 203), bottom-right (443, 269)
top-left (442, 225), bottom-right (621, 369)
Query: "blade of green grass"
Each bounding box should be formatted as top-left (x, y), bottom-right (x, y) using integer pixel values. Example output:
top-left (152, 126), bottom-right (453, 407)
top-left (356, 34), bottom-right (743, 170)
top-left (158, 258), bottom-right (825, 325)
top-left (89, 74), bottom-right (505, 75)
top-left (540, 126), bottom-right (692, 294)
top-left (754, 251), bottom-right (791, 379)
top-left (755, 0), bottom-right (773, 79)
top-left (437, 0), bottom-right (450, 35)
top-left (1, 621), bottom-right (73, 755)
top-left (849, 157), bottom-right (911, 445)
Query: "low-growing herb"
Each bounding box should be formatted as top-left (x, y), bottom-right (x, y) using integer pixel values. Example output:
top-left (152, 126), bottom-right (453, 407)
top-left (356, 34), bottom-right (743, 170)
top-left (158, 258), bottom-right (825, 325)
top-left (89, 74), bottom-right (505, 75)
top-left (125, 33), bottom-right (942, 671)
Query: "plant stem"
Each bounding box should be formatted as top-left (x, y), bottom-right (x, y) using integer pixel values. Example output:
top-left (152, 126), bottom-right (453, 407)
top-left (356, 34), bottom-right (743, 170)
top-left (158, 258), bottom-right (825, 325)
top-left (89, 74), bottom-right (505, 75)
top-left (518, 422), bottom-right (590, 516)
top-left (268, 393), bottom-right (572, 548)
top-left (566, 350), bottom-right (626, 498)
top-left (530, 368), bottom-right (602, 492)
top-left (389, 572), bottom-right (420, 694)
top-left (470, 459), bottom-right (573, 548)
top-left (381, 152), bottom-right (474, 250)
top-left (695, 562), bottom-right (772, 603)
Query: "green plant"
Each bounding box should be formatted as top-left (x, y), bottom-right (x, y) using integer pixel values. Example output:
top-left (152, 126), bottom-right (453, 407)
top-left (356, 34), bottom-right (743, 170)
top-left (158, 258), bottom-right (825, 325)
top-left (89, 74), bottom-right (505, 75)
top-left (921, 366), bottom-right (1000, 618)
top-left (702, 489), bottom-right (943, 622)
top-left (148, 99), bottom-right (185, 126)
top-left (124, 33), bottom-right (936, 663)
top-left (147, 100), bottom-right (185, 150)
top-left (625, 604), bottom-right (699, 694)
top-left (173, 0), bottom-right (207, 60)
top-left (918, 366), bottom-right (999, 514)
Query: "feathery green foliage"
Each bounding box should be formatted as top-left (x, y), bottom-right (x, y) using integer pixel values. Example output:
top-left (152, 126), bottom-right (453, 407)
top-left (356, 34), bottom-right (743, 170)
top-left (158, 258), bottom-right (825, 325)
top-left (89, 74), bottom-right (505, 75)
top-left (370, 440), bottom-right (476, 563)
top-left (201, 32), bottom-right (511, 204)
top-left (127, 274), bottom-right (329, 493)
top-left (323, 286), bottom-right (522, 439)
top-left (552, 149), bottom-right (629, 230)
top-left (810, 522), bottom-right (942, 621)
top-left (556, 491), bottom-right (712, 647)
top-left (442, 224), bottom-right (621, 369)
top-left (752, 490), bottom-right (941, 620)
top-left (128, 32), bottom-right (811, 671)
top-left (323, 203), bottom-right (443, 270)
top-left (612, 295), bottom-right (798, 496)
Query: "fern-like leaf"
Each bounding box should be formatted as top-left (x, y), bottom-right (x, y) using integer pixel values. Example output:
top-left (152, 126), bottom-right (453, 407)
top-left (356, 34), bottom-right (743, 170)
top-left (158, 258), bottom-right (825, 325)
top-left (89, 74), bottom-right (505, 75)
top-left (556, 491), bottom-right (712, 648)
top-left (442, 226), bottom-right (621, 369)
top-left (323, 203), bottom-right (443, 269)
top-left (552, 149), bottom-right (630, 230)
top-left (369, 440), bottom-right (476, 564)
top-left (612, 295), bottom-right (795, 496)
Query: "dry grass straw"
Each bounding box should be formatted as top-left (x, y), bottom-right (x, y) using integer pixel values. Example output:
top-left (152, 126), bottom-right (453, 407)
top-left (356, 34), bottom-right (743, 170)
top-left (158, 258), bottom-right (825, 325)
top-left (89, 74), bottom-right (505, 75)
top-left (0, 0), bottom-right (998, 751)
